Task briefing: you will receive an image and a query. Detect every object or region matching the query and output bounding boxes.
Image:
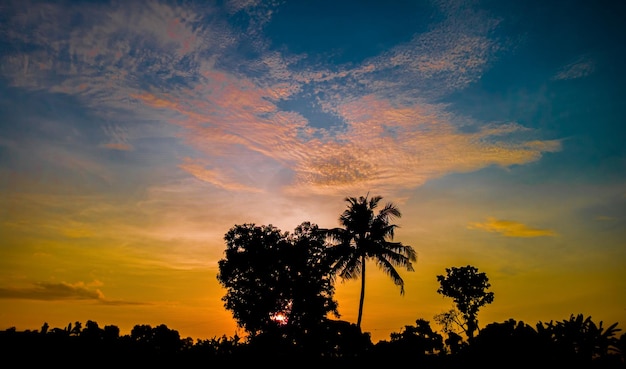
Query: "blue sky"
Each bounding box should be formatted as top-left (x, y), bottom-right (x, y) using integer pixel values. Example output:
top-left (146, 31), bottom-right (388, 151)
top-left (0, 0), bottom-right (624, 342)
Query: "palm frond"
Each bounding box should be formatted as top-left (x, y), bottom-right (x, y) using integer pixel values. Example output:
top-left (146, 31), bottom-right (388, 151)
top-left (374, 256), bottom-right (406, 294)
top-left (336, 255), bottom-right (362, 280)
top-left (378, 202), bottom-right (401, 220)
top-left (373, 243), bottom-right (417, 269)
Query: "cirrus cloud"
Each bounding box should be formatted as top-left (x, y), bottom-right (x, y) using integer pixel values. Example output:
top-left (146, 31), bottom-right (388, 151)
top-left (468, 217), bottom-right (557, 238)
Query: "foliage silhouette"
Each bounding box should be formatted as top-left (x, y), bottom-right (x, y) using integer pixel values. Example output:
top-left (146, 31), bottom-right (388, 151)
top-left (2, 196), bottom-right (625, 367)
top-left (436, 265), bottom-right (494, 340)
top-left (373, 318), bottom-right (445, 366)
top-left (217, 221), bottom-right (352, 355)
top-left (2, 314), bottom-right (623, 367)
top-left (456, 316), bottom-right (625, 369)
top-left (538, 314), bottom-right (623, 367)
top-left (321, 194), bottom-right (417, 329)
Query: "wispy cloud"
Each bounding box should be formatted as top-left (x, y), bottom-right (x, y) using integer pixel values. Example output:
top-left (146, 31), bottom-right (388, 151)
top-left (338, 0), bottom-right (503, 100)
top-left (0, 0), bottom-right (561, 199)
top-left (101, 124), bottom-right (134, 151)
top-left (552, 55), bottom-right (595, 81)
top-left (468, 217), bottom-right (557, 238)
top-left (179, 157), bottom-right (264, 192)
top-left (0, 281), bottom-right (148, 305)
top-left (132, 69), bottom-right (560, 196)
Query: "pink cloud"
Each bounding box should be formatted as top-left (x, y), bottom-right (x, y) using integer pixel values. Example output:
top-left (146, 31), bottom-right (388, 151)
top-left (285, 94), bottom-right (561, 195)
top-left (179, 158), bottom-right (263, 193)
top-left (133, 67), bottom-right (561, 196)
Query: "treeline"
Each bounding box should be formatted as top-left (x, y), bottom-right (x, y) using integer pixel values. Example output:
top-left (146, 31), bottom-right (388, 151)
top-left (4, 196), bottom-right (622, 367)
top-left (1, 314), bottom-right (624, 368)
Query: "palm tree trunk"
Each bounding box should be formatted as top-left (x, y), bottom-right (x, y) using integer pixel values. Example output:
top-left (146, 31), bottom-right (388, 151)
top-left (356, 254), bottom-right (366, 329)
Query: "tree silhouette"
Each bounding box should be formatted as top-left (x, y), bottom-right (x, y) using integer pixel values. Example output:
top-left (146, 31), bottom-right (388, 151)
top-left (389, 318), bottom-right (444, 354)
top-left (436, 265), bottom-right (494, 340)
top-left (323, 194), bottom-right (417, 329)
top-left (0, 315), bottom-right (624, 367)
top-left (465, 319), bottom-right (548, 367)
top-left (433, 308), bottom-right (467, 353)
top-left (217, 222), bottom-right (339, 345)
top-left (538, 314), bottom-right (623, 365)
top-left (130, 323), bottom-right (182, 355)
top-left (373, 319), bottom-right (444, 366)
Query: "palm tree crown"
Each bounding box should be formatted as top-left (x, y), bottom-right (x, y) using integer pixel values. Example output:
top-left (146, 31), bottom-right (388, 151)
top-left (324, 194), bottom-right (417, 329)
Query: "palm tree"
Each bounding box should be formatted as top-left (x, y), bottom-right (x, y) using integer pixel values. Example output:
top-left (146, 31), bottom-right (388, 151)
top-left (323, 194), bottom-right (417, 329)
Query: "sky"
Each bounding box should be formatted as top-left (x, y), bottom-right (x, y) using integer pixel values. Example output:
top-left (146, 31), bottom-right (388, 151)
top-left (0, 0), bottom-right (624, 343)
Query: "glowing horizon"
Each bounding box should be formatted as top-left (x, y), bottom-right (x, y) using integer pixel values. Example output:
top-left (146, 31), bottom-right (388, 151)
top-left (1, 0), bottom-right (624, 343)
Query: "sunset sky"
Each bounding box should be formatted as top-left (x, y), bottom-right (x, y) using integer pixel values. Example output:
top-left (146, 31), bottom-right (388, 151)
top-left (1, 0), bottom-right (624, 343)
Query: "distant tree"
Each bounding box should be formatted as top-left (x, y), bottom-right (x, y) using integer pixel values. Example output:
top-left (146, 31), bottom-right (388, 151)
top-left (131, 324), bottom-right (154, 344)
top-left (436, 265), bottom-right (494, 340)
top-left (152, 324), bottom-right (182, 353)
top-left (434, 308), bottom-right (472, 354)
top-left (81, 320), bottom-right (103, 340)
top-left (69, 321), bottom-right (82, 336)
top-left (538, 314), bottom-right (623, 365)
top-left (371, 319), bottom-right (444, 366)
top-left (103, 325), bottom-right (120, 341)
top-left (444, 331), bottom-right (464, 355)
top-left (465, 319), bottom-right (548, 367)
top-left (390, 318), bottom-right (444, 354)
top-left (217, 222), bottom-right (339, 344)
top-left (322, 194), bottom-right (417, 329)
top-left (130, 324), bottom-right (181, 354)
top-left (193, 334), bottom-right (243, 358)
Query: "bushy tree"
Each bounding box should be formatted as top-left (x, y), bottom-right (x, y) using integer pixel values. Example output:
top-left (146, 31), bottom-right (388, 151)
top-left (538, 314), bottom-right (622, 365)
top-left (389, 319), bottom-right (444, 354)
top-left (217, 222), bottom-right (339, 342)
top-left (436, 265), bottom-right (494, 340)
top-left (130, 324), bottom-right (182, 354)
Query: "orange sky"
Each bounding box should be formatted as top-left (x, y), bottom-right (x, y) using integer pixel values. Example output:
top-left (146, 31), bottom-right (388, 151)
top-left (1, 0), bottom-right (625, 343)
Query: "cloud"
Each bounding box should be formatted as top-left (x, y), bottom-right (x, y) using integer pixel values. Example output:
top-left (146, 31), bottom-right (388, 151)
top-left (101, 124), bottom-right (134, 151)
top-left (337, 0), bottom-right (503, 100)
top-left (0, 281), bottom-right (102, 301)
top-left (552, 56), bottom-right (595, 81)
top-left (0, 1), bottom-right (231, 146)
top-left (179, 157), bottom-right (264, 192)
top-left (288, 95), bottom-right (561, 195)
top-left (0, 0), bottom-right (561, 198)
top-left (0, 281), bottom-right (148, 305)
top-left (133, 68), bottom-right (561, 197)
top-left (468, 217), bottom-right (557, 238)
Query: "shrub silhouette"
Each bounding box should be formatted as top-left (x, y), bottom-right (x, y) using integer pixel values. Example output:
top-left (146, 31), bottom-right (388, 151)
top-left (1, 315), bottom-right (623, 367)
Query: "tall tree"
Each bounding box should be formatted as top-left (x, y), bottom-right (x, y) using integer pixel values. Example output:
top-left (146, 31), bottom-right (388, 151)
top-left (436, 265), bottom-right (494, 340)
top-left (323, 194), bottom-right (417, 329)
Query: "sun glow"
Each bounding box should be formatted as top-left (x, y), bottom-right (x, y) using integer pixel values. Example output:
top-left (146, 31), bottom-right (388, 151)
top-left (269, 301), bottom-right (293, 325)
top-left (270, 312), bottom-right (288, 325)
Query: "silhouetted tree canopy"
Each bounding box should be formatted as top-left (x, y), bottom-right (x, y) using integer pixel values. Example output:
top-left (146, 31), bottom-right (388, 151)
top-left (217, 222), bottom-right (339, 342)
top-left (1, 315), bottom-right (624, 367)
top-left (436, 265), bottom-right (494, 340)
top-left (538, 314), bottom-right (623, 366)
